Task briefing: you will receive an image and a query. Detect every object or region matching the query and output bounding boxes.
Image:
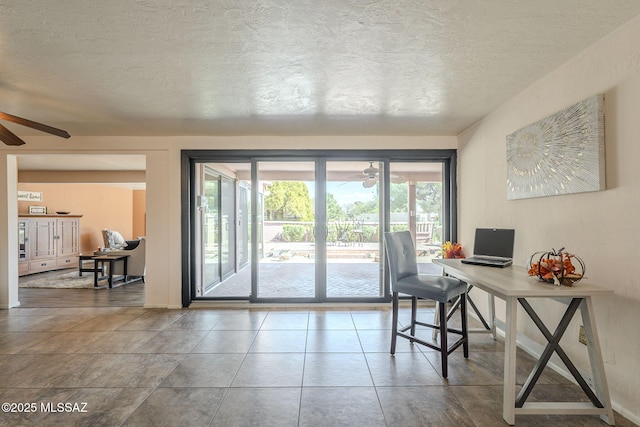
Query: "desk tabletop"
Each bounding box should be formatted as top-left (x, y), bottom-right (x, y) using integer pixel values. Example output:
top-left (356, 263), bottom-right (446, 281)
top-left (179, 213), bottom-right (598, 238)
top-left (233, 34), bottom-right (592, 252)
top-left (433, 259), bottom-right (613, 299)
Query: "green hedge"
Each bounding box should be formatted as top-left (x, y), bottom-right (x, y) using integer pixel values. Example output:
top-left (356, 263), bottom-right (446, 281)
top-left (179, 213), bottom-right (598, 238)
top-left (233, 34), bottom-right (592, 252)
top-left (281, 223), bottom-right (413, 243)
top-left (282, 224), bottom-right (309, 242)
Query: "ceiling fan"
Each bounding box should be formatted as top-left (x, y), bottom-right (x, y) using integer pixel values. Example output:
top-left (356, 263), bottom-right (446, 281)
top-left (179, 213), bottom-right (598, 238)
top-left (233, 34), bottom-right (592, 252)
top-left (343, 162), bottom-right (379, 188)
top-left (0, 111), bottom-right (70, 146)
top-left (347, 162), bottom-right (404, 188)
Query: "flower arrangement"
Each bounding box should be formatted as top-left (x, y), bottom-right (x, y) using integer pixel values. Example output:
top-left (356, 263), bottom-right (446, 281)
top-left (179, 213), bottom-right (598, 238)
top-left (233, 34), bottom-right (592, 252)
top-left (527, 247), bottom-right (585, 286)
top-left (442, 241), bottom-right (464, 259)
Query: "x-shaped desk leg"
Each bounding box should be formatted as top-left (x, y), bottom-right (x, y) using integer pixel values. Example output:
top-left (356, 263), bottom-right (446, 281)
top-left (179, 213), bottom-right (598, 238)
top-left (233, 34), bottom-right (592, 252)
top-left (516, 297), bottom-right (603, 408)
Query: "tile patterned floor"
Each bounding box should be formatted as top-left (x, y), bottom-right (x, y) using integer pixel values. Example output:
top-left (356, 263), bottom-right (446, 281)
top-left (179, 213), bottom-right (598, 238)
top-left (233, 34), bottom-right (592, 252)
top-left (0, 305), bottom-right (633, 426)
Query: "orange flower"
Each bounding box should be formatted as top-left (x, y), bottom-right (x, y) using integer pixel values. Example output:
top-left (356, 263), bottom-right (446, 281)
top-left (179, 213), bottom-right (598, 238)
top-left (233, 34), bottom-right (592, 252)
top-left (442, 241), bottom-right (464, 259)
top-left (528, 251), bottom-right (583, 286)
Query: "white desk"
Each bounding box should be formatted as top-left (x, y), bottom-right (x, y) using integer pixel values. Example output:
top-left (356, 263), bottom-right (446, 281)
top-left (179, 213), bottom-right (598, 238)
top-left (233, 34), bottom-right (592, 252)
top-left (433, 259), bottom-right (615, 425)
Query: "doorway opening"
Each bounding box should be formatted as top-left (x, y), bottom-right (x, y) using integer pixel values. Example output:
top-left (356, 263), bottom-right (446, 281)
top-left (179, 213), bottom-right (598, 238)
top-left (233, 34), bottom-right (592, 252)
top-left (16, 154), bottom-right (147, 308)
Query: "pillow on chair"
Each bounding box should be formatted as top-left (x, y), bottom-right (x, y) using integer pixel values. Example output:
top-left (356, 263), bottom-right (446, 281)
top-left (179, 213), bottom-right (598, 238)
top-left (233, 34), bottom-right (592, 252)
top-left (102, 229), bottom-right (128, 249)
top-left (124, 239), bottom-right (140, 250)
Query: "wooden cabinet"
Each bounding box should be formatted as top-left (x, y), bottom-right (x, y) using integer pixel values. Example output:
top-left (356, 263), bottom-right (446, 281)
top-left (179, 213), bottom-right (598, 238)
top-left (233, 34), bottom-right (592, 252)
top-left (19, 215), bottom-right (82, 276)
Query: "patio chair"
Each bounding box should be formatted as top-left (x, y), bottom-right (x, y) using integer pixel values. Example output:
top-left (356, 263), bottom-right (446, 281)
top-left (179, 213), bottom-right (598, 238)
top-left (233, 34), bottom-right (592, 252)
top-left (383, 231), bottom-right (469, 378)
top-left (335, 222), bottom-right (351, 246)
top-left (350, 219), bottom-right (364, 246)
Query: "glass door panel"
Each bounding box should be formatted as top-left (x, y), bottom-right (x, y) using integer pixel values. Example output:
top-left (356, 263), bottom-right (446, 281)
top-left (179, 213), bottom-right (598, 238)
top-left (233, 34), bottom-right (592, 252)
top-left (237, 184), bottom-right (250, 268)
top-left (389, 162), bottom-right (444, 274)
top-left (256, 161), bottom-right (315, 300)
top-left (18, 220), bottom-right (27, 262)
top-left (201, 168), bottom-right (220, 293)
top-left (325, 161), bottom-right (382, 298)
top-left (220, 176), bottom-right (235, 279)
top-left (195, 163), bottom-right (252, 299)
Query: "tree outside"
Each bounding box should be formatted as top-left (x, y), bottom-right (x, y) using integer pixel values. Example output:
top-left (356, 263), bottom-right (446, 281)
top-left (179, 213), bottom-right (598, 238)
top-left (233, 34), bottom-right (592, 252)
top-left (264, 181), bottom-right (314, 221)
top-left (263, 180), bottom-right (442, 242)
top-left (326, 193), bottom-right (344, 221)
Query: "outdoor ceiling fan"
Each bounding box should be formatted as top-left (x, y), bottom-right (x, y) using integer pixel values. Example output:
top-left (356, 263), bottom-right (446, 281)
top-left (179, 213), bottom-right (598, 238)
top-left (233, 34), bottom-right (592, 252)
top-left (343, 162), bottom-right (380, 188)
top-left (0, 111), bottom-right (70, 146)
top-left (360, 161), bottom-right (380, 188)
top-left (347, 162), bottom-right (404, 188)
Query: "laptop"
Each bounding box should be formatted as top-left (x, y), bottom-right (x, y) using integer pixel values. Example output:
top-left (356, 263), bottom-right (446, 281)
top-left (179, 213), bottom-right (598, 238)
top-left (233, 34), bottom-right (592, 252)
top-left (461, 228), bottom-right (515, 267)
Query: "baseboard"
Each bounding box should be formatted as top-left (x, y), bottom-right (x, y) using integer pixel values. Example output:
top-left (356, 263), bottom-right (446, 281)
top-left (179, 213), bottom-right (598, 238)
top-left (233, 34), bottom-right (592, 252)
top-left (188, 301), bottom-right (393, 310)
top-left (0, 301), bottom-right (21, 309)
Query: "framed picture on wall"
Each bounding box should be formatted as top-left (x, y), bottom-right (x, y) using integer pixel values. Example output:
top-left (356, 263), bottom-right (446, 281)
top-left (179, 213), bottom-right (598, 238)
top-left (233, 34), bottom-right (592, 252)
top-left (506, 94), bottom-right (605, 200)
top-left (28, 206), bottom-right (47, 214)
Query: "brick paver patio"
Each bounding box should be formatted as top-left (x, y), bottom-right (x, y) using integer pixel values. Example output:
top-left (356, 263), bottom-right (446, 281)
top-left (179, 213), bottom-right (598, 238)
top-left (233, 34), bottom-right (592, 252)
top-left (206, 260), bottom-right (441, 299)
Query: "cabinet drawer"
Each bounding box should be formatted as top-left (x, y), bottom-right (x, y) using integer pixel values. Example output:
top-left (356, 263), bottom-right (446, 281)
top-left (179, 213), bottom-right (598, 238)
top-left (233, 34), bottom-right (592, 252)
top-left (29, 260), bottom-right (55, 272)
top-left (57, 257), bottom-right (78, 268)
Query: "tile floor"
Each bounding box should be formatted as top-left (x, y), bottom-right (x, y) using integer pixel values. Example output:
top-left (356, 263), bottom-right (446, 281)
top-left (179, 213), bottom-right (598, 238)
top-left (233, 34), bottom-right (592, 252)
top-left (0, 303), bottom-right (632, 426)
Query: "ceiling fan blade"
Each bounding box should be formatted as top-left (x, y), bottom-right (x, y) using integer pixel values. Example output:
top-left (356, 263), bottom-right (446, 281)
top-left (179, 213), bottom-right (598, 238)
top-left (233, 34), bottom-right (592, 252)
top-left (345, 173), bottom-right (367, 181)
top-left (0, 112), bottom-right (70, 139)
top-left (0, 123), bottom-right (26, 146)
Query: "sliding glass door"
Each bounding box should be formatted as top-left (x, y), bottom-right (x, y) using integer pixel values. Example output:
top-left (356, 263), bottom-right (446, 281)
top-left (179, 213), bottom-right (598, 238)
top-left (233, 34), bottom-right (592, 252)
top-left (389, 162), bottom-right (445, 275)
top-left (255, 160), bottom-right (316, 300)
top-left (325, 161), bottom-right (383, 298)
top-left (184, 150), bottom-right (456, 305)
top-left (194, 163), bottom-right (250, 298)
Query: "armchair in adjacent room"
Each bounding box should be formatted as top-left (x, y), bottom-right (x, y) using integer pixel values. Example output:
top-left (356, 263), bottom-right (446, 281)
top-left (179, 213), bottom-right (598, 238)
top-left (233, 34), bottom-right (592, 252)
top-left (96, 231), bottom-right (146, 281)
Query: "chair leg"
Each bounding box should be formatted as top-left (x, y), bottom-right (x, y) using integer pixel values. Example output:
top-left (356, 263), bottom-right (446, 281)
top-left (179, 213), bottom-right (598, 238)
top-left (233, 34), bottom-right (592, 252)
top-left (440, 300), bottom-right (448, 378)
top-left (390, 291), bottom-right (399, 354)
top-left (410, 296), bottom-right (417, 341)
top-left (461, 292), bottom-right (469, 358)
top-left (432, 304), bottom-right (440, 340)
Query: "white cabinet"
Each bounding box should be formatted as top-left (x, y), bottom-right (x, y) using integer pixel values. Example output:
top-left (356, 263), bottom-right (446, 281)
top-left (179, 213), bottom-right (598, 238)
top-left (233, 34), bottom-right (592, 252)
top-left (19, 215), bottom-right (82, 276)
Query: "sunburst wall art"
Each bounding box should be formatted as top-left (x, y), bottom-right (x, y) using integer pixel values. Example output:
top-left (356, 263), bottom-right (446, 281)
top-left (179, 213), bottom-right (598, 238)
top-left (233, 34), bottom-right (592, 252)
top-left (506, 94), bottom-right (605, 200)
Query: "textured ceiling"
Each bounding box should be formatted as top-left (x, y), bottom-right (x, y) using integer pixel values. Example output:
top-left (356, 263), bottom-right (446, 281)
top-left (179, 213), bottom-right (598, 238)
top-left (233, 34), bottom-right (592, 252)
top-left (1, 1), bottom-right (640, 137)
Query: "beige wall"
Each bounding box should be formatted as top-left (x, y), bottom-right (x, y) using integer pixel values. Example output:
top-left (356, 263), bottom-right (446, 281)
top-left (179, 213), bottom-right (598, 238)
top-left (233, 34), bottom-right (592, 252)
top-left (457, 16), bottom-right (640, 422)
top-left (17, 183), bottom-right (144, 254)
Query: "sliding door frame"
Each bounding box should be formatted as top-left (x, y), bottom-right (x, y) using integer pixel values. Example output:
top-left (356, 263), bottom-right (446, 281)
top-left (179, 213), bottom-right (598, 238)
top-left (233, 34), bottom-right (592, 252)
top-left (181, 149), bottom-right (457, 307)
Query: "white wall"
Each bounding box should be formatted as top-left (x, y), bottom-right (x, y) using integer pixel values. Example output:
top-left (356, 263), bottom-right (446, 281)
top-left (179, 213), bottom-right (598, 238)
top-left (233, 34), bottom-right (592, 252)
top-left (458, 15), bottom-right (640, 422)
top-left (0, 156), bottom-right (19, 308)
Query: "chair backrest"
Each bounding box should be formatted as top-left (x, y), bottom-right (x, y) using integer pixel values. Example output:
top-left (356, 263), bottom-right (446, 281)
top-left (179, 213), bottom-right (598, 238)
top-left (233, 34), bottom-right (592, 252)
top-left (384, 231), bottom-right (418, 284)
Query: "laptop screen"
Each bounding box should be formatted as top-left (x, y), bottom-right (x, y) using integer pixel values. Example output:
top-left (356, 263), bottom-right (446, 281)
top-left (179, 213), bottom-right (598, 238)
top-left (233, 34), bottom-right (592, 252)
top-left (473, 228), bottom-right (515, 258)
